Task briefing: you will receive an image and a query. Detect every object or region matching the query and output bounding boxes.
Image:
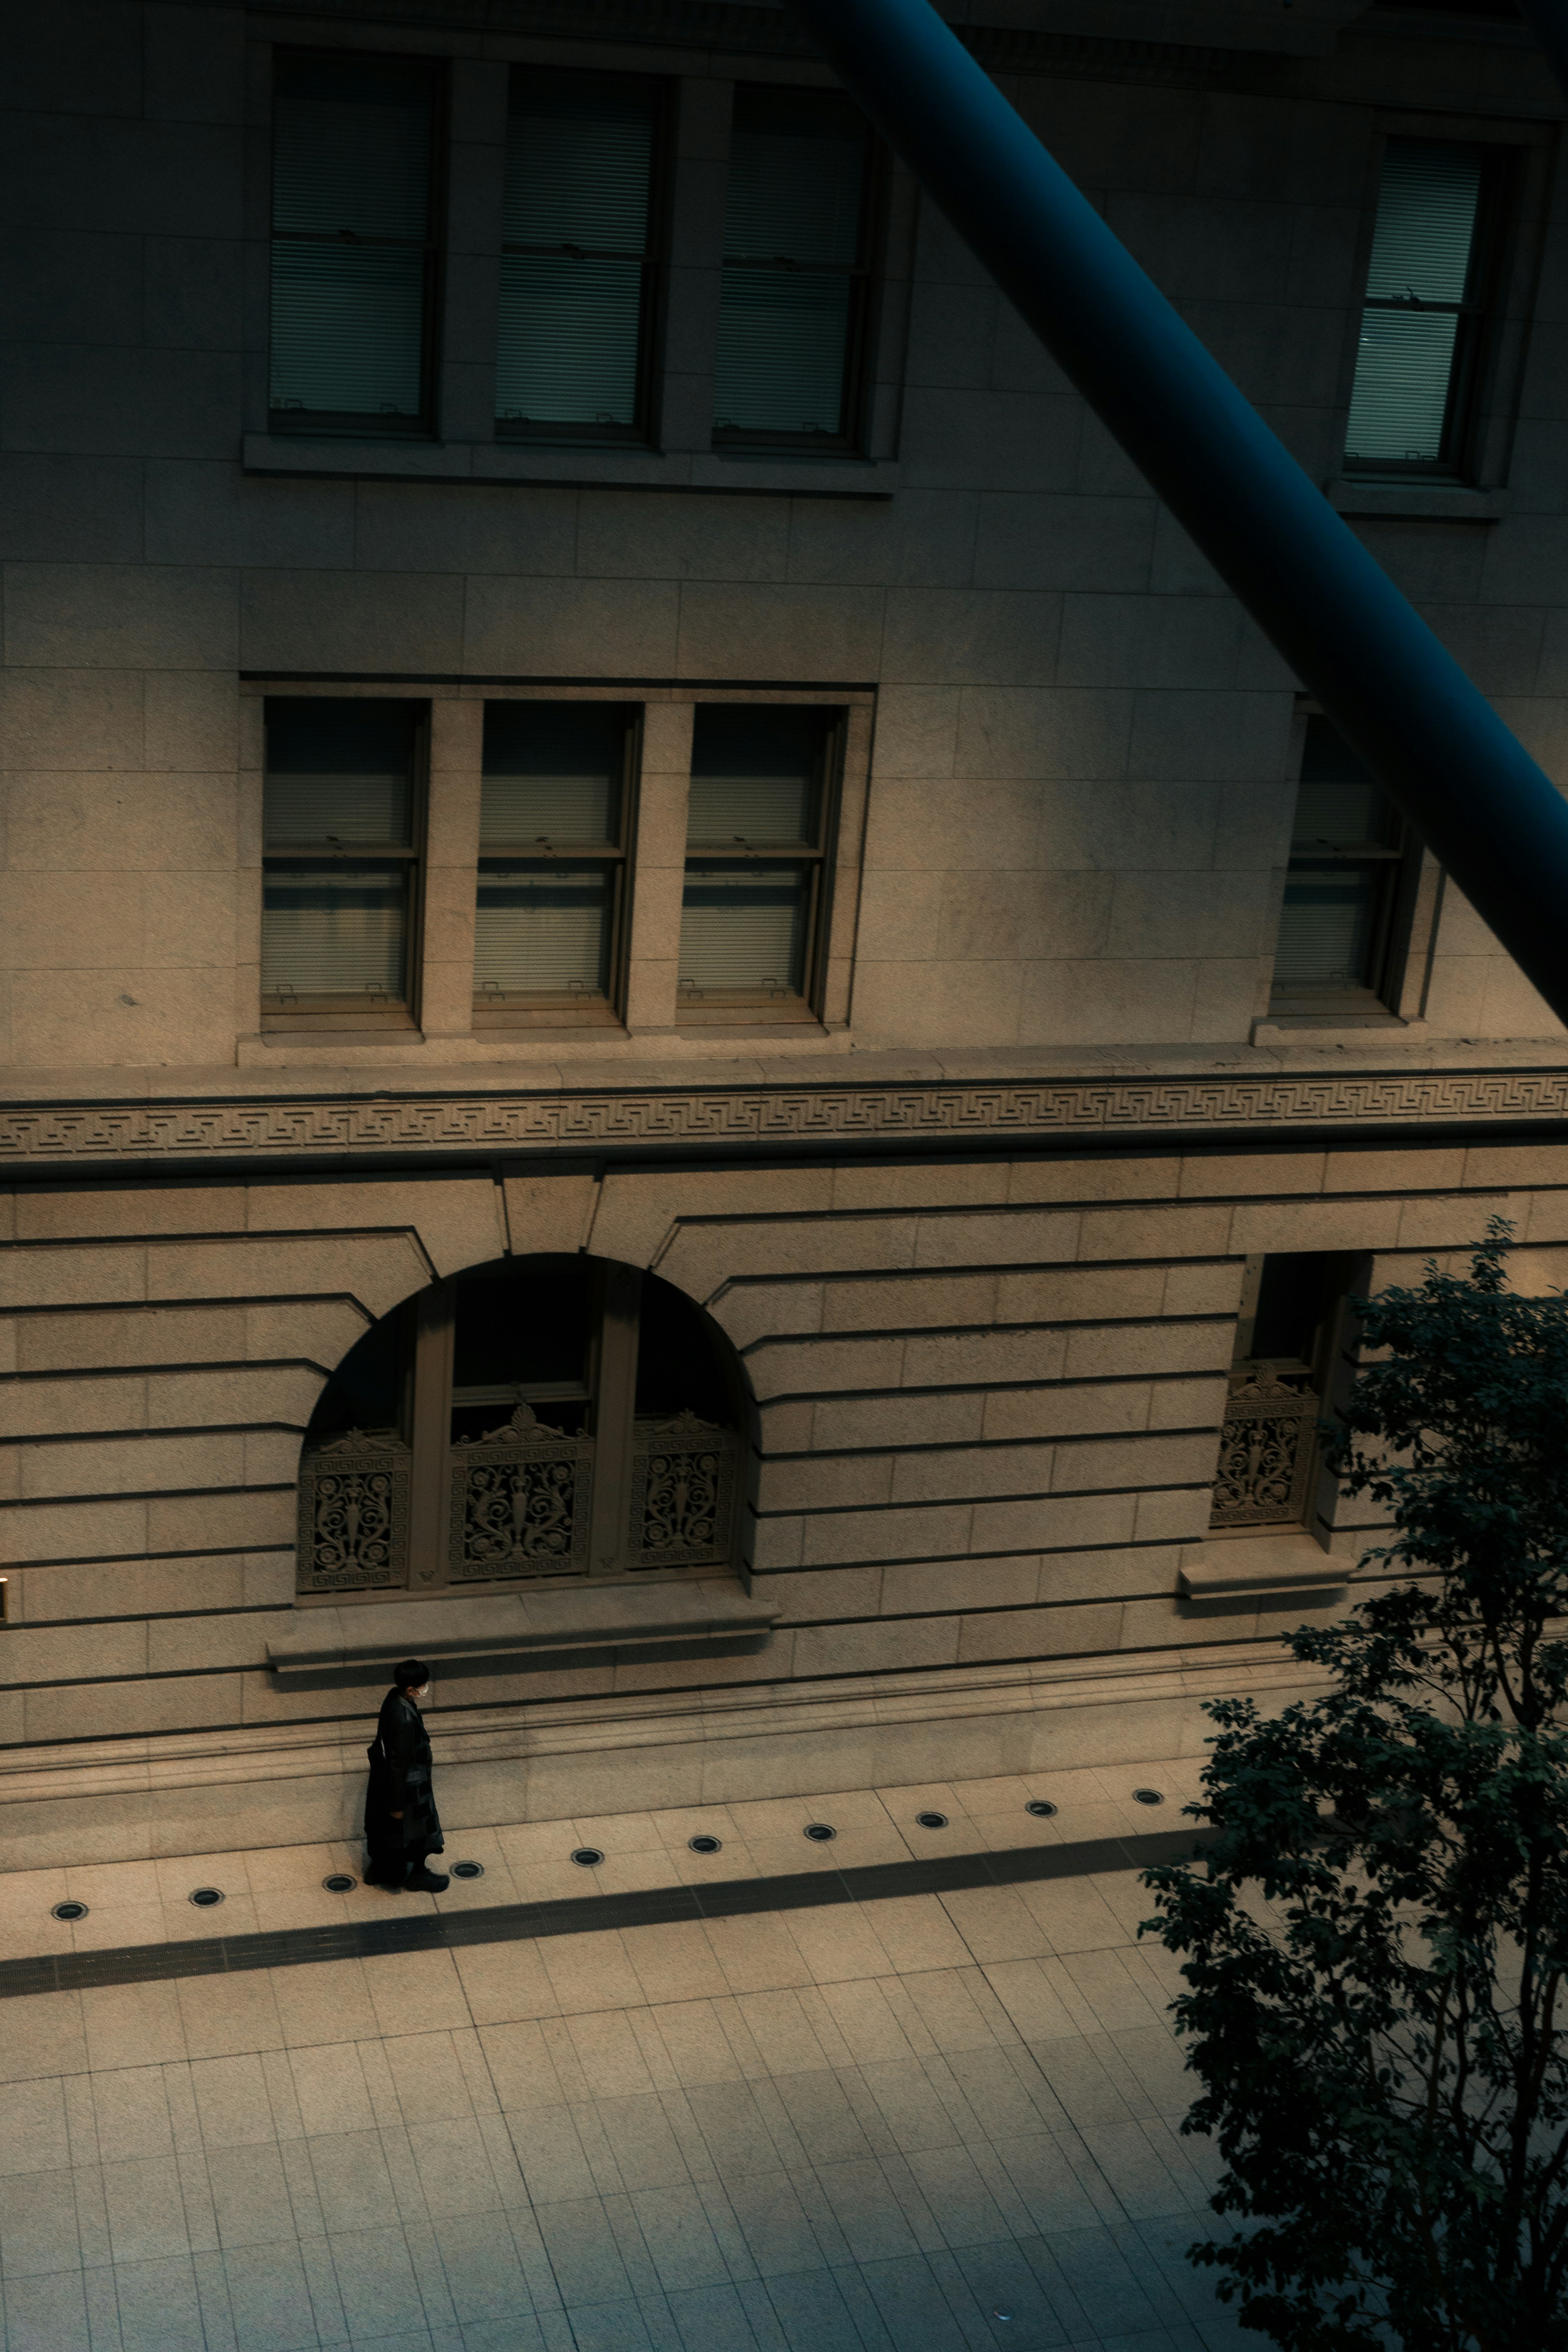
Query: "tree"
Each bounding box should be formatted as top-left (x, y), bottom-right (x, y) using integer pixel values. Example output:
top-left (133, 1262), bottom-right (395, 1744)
top-left (1143, 1225), bottom-right (1568, 2351)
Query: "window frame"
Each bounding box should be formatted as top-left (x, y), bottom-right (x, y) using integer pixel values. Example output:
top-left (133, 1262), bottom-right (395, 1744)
top-left (1341, 129), bottom-right (1515, 484)
top-left (472, 702), bottom-right (642, 1030)
top-left (267, 47), bottom-right (448, 441)
top-left (295, 1255), bottom-right (751, 1604)
top-left (710, 82), bottom-right (886, 458)
top-left (494, 65), bottom-right (674, 449)
top-left (259, 695), bottom-right (432, 1035)
top-left (677, 703), bottom-right (848, 1027)
top-left (1268, 711), bottom-right (1428, 1023)
top-left (1210, 1252), bottom-right (1359, 1539)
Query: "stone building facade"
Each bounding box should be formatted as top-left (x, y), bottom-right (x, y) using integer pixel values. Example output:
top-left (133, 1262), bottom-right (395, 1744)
top-left (4, 0), bottom-right (1568, 1867)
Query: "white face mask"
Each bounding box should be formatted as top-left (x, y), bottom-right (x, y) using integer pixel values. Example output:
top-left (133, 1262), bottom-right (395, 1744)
top-left (410, 1683), bottom-right (430, 1702)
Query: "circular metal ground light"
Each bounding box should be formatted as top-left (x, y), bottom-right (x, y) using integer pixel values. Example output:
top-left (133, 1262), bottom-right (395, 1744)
top-left (803, 1822), bottom-right (836, 1844)
top-left (322, 1873), bottom-right (356, 1893)
top-left (189, 1887), bottom-right (224, 1908)
top-left (450, 1860), bottom-right (485, 1880)
top-left (688, 1835), bottom-right (722, 1855)
top-left (51, 1900), bottom-right (88, 1922)
top-left (1025, 1799), bottom-right (1058, 1818)
top-left (1132, 1788), bottom-right (1164, 1807)
top-left (915, 1810), bottom-right (949, 1829)
top-left (571, 1847), bottom-right (603, 1868)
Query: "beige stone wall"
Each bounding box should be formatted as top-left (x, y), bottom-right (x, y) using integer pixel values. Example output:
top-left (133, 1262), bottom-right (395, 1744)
top-left (4, 6), bottom-right (1567, 1066)
top-left (4, 1137), bottom-right (1564, 1767)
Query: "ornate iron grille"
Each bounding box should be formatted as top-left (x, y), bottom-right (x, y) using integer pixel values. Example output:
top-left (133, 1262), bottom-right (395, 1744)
top-left (625, 1410), bottom-right (739, 1571)
top-left (448, 1402), bottom-right (593, 1580)
top-left (297, 1430), bottom-right (411, 1593)
top-left (1209, 1370), bottom-right (1320, 1530)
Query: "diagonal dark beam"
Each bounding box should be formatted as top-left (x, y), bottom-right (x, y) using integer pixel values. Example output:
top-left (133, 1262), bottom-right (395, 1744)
top-left (786, 0), bottom-right (1568, 1029)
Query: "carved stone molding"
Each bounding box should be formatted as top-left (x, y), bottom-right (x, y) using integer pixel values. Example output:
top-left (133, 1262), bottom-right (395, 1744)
top-left (6, 1062), bottom-right (1568, 1169)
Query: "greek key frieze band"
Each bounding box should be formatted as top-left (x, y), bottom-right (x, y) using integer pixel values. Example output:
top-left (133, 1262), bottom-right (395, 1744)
top-left (4, 1066), bottom-right (1568, 1167)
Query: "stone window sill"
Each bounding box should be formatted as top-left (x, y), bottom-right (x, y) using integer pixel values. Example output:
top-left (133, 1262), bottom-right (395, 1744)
top-left (266, 1576), bottom-right (778, 1676)
top-left (1327, 479), bottom-right (1507, 522)
top-left (244, 434), bottom-right (899, 499)
top-left (1252, 1015), bottom-right (1425, 1047)
top-left (1178, 1531), bottom-right (1345, 1604)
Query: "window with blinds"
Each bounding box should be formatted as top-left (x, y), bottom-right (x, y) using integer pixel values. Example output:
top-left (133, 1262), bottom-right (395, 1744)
top-left (1271, 719), bottom-right (1412, 1009)
top-left (679, 706), bottom-right (839, 1023)
top-left (496, 70), bottom-right (664, 441)
top-left (262, 700), bottom-right (424, 1026)
top-left (713, 87), bottom-right (874, 451)
top-left (1345, 139), bottom-right (1495, 473)
top-left (269, 53), bottom-right (441, 433)
top-left (474, 702), bottom-right (634, 1025)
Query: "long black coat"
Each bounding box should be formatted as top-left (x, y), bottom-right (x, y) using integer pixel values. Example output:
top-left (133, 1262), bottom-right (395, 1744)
top-left (364, 1687), bottom-right (444, 1877)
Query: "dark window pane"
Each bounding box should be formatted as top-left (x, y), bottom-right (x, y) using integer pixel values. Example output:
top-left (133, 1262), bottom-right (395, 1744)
top-left (270, 245), bottom-right (426, 419)
top-left (1294, 719), bottom-right (1399, 850)
top-left (273, 52), bottom-right (433, 238)
top-left (1345, 309), bottom-right (1462, 464)
top-left (1274, 866), bottom-right (1382, 993)
top-left (497, 256), bottom-right (647, 427)
top-left (497, 70), bottom-right (657, 430)
top-left (722, 86), bottom-right (866, 266)
top-left (270, 51), bottom-right (434, 421)
top-left (679, 864), bottom-right (810, 996)
top-left (1345, 140), bottom-right (1483, 464)
top-left (714, 271), bottom-right (855, 438)
top-left (481, 702), bottom-right (624, 845)
top-left (450, 1258), bottom-right (592, 1439)
top-left (262, 866), bottom-right (409, 1000)
top-left (1251, 1252), bottom-right (1354, 1366)
top-left (306, 1309), bottom-right (405, 1441)
top-left (265, 700), bottom-right (416, 846)
top-left (475, 865), bottom-right (613, 998)
top-left (714, 85), bottom-right (868, 440)
top-left (688, 704), bottom-right (824, 844)
top-left (503, 70), bottom-right (655, 251)
top-left (635, 1269), bottom-right (733, 1423)
top-left (1363, 140), bottom-right (1482, 303)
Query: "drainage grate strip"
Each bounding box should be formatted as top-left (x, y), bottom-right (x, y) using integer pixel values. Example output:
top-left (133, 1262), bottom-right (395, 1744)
top-left (0, 1824), bottom-right (1215, 2001)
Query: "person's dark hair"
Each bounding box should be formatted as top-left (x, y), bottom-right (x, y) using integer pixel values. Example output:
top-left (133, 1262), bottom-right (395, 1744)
top-left (392, 1658), bottom-right (431, 1691)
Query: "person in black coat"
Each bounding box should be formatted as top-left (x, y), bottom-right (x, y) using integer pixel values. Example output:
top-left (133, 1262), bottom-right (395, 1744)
top-left (363, 1658), bottom-right (449, 1893)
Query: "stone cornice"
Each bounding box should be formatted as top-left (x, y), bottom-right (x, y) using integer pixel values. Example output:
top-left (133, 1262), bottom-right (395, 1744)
top-left (4, 1056), bottom-right (1568, 1170)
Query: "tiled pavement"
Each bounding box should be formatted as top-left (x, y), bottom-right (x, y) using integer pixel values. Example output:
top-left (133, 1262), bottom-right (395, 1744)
top-left (0, 1762), bottom-right (1247, 2352)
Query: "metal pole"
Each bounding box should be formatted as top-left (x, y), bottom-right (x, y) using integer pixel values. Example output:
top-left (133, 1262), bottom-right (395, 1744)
top-left (785, 0), bottom-right (1568, 1028)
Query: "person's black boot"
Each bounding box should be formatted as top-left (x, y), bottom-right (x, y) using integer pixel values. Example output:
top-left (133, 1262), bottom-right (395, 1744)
top-left (407, 1865), bottom-right (449, 1893)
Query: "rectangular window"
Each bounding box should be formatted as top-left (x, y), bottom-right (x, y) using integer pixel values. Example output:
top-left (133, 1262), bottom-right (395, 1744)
top-left (713, 86), bottom-right (874, 451)
top-left (1212, 1253), bottom-right (1356, 1533)
top-left (679, 705), bottom-right (839, 1024)
top-left (270, 52), bottom-right (441, 434)
top-left (496, 69), bottom-right (664, 441)
top-left (474, 702), bottom-right (635, 1026)
top-left (1271, 718), bottom-right (1414, 1013)
top-left (1344, 138), bottom-right (1498, 475)
top-left (263, 700), bottom-right (425, 1027)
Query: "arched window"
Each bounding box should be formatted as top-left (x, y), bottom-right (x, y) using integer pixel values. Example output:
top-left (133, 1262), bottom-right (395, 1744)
top-left (296, 1256), bottom-right (747, 1598)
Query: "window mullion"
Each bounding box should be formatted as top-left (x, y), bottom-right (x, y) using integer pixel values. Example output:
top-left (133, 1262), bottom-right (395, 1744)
top-left (586, 1262), bottom-right (641, 1578)
top-left (408, 1278), bottom-right (456, 1592)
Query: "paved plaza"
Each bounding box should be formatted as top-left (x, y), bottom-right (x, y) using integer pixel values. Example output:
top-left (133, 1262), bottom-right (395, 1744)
top-left (0, 1765), bottom-right (1248, 2352)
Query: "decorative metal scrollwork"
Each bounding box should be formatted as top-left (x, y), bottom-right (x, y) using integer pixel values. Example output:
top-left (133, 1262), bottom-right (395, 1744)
top-left (448, 1402), bottom-right (592, 1580)
top-left (626, 1409), bottom-right (739, 1571)
top-left (1209, 1371), bottom-right (1319, 1530)
top-left (297, 1428), bottom-right (411, 1593)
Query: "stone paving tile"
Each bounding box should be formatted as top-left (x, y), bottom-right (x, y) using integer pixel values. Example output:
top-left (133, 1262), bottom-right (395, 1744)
top-left (0, 1784), bottom-right (1254, 2351)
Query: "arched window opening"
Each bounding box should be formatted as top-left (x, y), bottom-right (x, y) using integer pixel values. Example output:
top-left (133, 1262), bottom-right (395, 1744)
top-left (298, 1255), bottom-right (746, 1599)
